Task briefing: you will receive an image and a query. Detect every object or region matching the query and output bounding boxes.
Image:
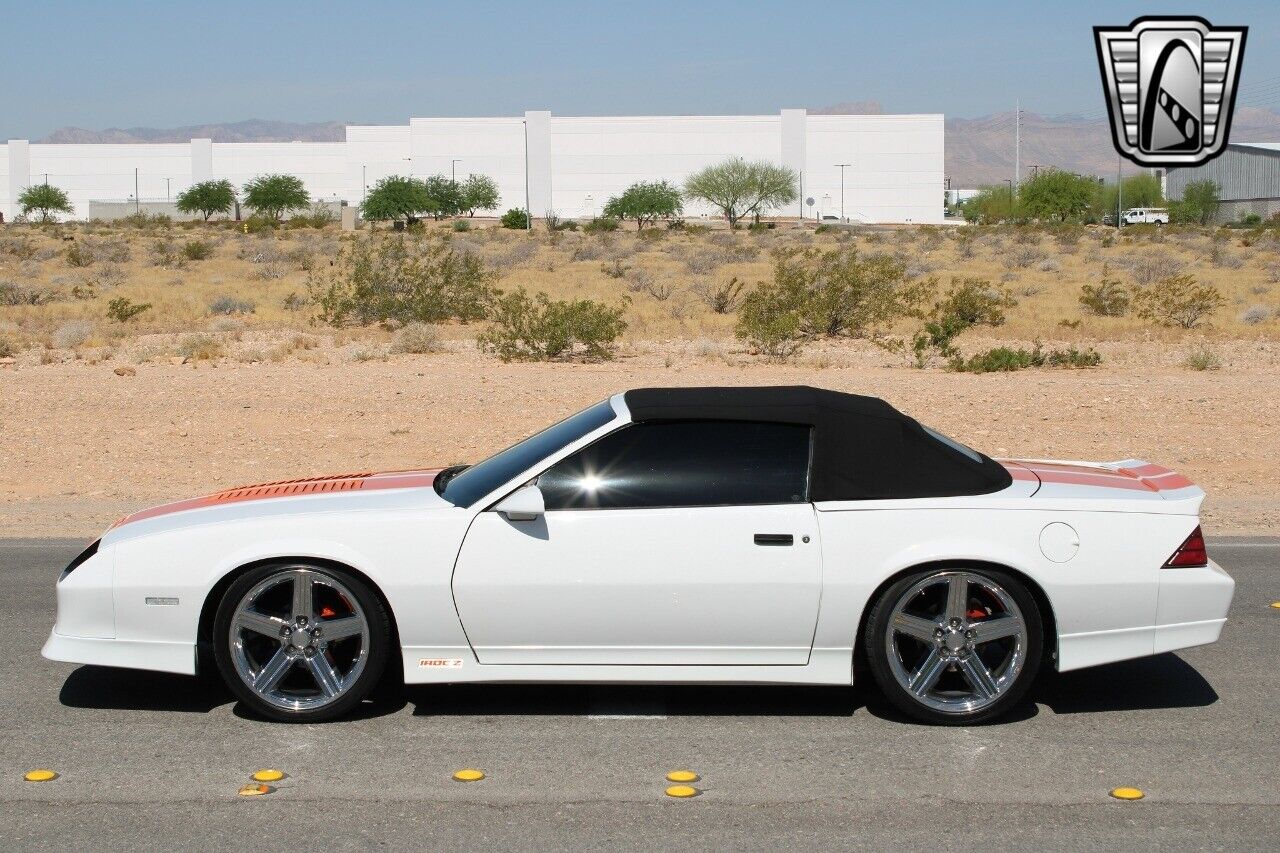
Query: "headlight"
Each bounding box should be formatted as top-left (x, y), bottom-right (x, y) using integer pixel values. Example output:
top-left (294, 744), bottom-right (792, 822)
top-left (60, 539), bottom-right (100, 580)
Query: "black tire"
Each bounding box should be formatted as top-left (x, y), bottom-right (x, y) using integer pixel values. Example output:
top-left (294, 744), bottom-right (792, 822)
top-left (863, 567), bottom-right (1043, 725)
top-left (213, 562), bottom-right (391, 723)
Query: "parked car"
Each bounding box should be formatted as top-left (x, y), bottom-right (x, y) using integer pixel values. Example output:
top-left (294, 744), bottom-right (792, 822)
top-left (44, 387), bottom-right (1233, 724)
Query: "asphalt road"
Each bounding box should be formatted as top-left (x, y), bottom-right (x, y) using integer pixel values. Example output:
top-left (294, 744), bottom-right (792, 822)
top-left (1, 538), bottom-right (1276, 851)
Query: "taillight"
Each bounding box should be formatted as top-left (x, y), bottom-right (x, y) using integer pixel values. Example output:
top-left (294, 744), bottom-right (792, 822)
top-left (1163, 525), bottom-right (1208, 568)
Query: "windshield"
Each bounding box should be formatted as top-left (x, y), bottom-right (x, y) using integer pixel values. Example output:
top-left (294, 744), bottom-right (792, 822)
top-left (437, 399), bottom-right (618, 507)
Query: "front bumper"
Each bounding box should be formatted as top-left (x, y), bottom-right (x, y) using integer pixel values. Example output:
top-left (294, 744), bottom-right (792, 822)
top-left (42, 631), bottom-right (196, 675)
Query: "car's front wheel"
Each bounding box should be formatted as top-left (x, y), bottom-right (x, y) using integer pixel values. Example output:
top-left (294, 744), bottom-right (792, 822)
top-left (864, 567), bottom-right (1042, 725)
top-left (213, 562), bottom-right (390, 722)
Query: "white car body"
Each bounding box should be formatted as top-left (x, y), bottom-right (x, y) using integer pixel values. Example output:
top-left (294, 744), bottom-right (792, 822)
top-left (1122, 207), bottom-right (1170, 225)
top-left (44, 392), bottom-right (1234, 689)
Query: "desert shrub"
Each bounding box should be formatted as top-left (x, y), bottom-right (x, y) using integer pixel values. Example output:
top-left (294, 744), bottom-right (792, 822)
top-left (65, 242), bottom-right (95, 268)
top-left (1079, 273), bottom-right (1130, 316)
top-left (310, 236), bottom-right (496, 326)
top-left (98, 237), bottom-right (131, 263)
top-left (478, 288), bottom-right (627, 361)
top-left (1239, 305), bottom-right (1271, 325)
top-left (1124, 251), bottom-right (1184, 286)
top-left (1132, 275), bottom-right (1224, 329)
top-left (911, 278), bottom-right (1016, 366)
top-left (584, 216), bottom-right (620, 234)
top-left (500, 208), bottom-right (529, 229)
top-left (282, 291), bottom-right (308, 312)
top-left (451, 219), bottom-right (471, 232)
top-left (692, 276), bottom-right (747, 313)
top-left (487, 239), bottom-right (539, 271)
top-left (950, 344), bottom-right (1101, 373)
top-left (208, 316), bottom-right (244, 334)
top-left (176, 333), bottom-right (224, 361)
top-left (1035, 257), bottom-right (1061, 273)
top-left (601, 259), bottom-right (629, 279)
top-left (682, 247), bottom-right (726, 274)
top-left (389, 322), bottom-right (443, 354)
top-left (106, 297), bottom-right (151, 323)
top-left (0, 281), bottom-right (56, 306)
top-left (209, 295), bottom-right (256, 315)
top-left (1184, 346), bottom-right (1221, 371)
top-left (52, 320), bottom-right (94, 349)
top-left (149, 239), bottom-right (187, 269)
top-left (0, 235), bottom-right (38, 260)
top-left (736, 247), bottom-right (930, 358)
top-left (0, 337), bottom-right (14, 358)
top-left (1005, 245), bottom-right (1046, 268)
top-left (570, 241), bottom-right (606, 262)
top-left (622, 267), bottom-right (653, 294)
top-left (1209, 244), bottom-right (1244, 269)
top-left (182, 239), bottom-right (214, 261)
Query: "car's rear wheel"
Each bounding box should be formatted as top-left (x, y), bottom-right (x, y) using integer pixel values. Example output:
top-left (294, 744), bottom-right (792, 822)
top-left (864, 567), bottom-right (1042, 725)
top-left (213, 563), bottom-right (390, 722)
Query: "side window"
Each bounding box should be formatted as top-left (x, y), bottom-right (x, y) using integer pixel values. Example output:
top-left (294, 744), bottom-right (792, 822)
top-left (537, 421), bottom-right (811, 510)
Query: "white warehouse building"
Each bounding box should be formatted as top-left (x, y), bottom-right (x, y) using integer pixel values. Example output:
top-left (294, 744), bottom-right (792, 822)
top-left (2, 110), bottom-right (943, 224)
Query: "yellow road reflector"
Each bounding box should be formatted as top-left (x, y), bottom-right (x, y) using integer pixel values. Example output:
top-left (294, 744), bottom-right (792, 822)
top-left (239, 783), bottom-right (273, 797)
top-left (1110, 787), bottom-right (1144, 800)
top-left (24, 769), bottom-right (57, 782)
top-left (665, 784), bottom-right (699, 798)
top-left (666, 770), bottom-right (700, 783)
top-left (252, 769), bottom-right (285, 782)
top-left (453, 769), bottom-right (485, 782)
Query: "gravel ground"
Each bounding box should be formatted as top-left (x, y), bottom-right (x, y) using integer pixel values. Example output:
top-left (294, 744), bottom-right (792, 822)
top-left (2, 351), bottom-right (1276, 537)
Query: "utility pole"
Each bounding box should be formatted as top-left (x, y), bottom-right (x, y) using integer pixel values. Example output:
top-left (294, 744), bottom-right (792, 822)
top-left (836, 163), bottom-right (851, 221)
top-left (165, 177), bottom-right (171, 201)
top-left (1116, 153), bottom-right (1123, 228)
top-left (1029, 164), bottom-right (1042, 179)
top-left (134, 168), bottom-right (140, 214)
top-left (1014, 98), bottom-right (1021, 194)
top-left (451, 159), bottom-right (460, 184)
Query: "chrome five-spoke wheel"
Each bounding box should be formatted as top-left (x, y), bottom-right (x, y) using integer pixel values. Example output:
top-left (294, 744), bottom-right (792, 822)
top-left (214, 563), bottom-right (389, 722)
top-left (866, 568), bottom-right (1043, 724)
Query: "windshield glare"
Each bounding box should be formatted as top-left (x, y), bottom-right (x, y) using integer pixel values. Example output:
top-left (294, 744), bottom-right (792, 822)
top-left (438, 399), bottom-right (618, 507)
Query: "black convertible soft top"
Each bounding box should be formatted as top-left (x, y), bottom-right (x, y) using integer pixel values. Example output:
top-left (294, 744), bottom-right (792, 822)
top-left (623, 386), bottom-right (1011, 501)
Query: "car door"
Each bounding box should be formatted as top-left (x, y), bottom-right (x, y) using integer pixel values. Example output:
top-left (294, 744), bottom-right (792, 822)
top-left (451, 420), bottom-right (821, 666)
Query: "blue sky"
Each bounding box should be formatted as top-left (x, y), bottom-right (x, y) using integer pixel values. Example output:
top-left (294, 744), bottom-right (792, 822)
top-left (3, 1), bottom-right (1278, 138)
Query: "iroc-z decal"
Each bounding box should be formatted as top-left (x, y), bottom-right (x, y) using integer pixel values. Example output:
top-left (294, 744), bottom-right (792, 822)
top-left (1094, 16), bottom-right (1246, 167)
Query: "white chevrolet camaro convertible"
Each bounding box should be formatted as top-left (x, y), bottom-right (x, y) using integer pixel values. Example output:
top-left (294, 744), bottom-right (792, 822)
top-left (44, 386), bottom-right (1234, 724)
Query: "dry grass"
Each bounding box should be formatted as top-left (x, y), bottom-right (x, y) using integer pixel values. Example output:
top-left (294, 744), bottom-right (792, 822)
top-left (2, 220), bottom-right (1279, 363)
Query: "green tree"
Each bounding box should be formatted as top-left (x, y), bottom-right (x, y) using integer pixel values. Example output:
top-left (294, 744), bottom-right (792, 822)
top-left (242, 174), bottom-right (310, 221)
top-left (959, 186), bottom-right (1017, 224)
top-left (361, 176), bottom-right (439, 225)
top-left (602, 180), bottom-right (684, 230)
top-left (422, 175), bottom-right (465, 219)
top-left (1099, 173), bottom-right (1163, 217)
top-left (684, 158), bottom-right (797, 227)
top-left (175, 179), bottom-right (236, 221)
top-left (1016, 169), bottom-right (1099, 222)
top-left (1172, 179), bottom-right (1221, 225)
top-left (460, 174), bottom-right (500, 216)
top-left (18, 184), bottom-right (73, 222)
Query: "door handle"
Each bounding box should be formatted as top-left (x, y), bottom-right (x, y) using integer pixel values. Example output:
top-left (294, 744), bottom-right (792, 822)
top-left (754, 533), bottom-right (794, 546)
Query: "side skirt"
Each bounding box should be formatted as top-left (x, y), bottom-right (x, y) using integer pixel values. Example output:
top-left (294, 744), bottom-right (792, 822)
top-left (400, 646), bottom-right (855, 686)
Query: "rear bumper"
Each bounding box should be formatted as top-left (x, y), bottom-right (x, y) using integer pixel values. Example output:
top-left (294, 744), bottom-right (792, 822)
top-left (42, 631), bottom-right (196, 675)
top-left (1057, 559), bottom-right (1234, 671)
top-left (1154, 558), bottom-right (1234, 654)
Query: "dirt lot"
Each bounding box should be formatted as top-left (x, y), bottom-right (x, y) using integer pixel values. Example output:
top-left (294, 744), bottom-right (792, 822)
top-left (3, 345), bottom-right (1276, 537)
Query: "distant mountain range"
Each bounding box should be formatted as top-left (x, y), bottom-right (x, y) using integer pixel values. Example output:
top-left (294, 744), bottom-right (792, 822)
top-left (36, 106), bottom-right (1280, 187)
top-left (39, 119), bottom-right (347, 144)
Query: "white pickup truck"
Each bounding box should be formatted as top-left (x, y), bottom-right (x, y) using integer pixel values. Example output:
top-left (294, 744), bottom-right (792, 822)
top-left (1122, 207), bottom-right (1170, 225)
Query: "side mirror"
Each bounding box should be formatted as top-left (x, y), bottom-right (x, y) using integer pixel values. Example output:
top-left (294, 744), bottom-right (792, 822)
top-left (494, 484), bottom-right (545, 521)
